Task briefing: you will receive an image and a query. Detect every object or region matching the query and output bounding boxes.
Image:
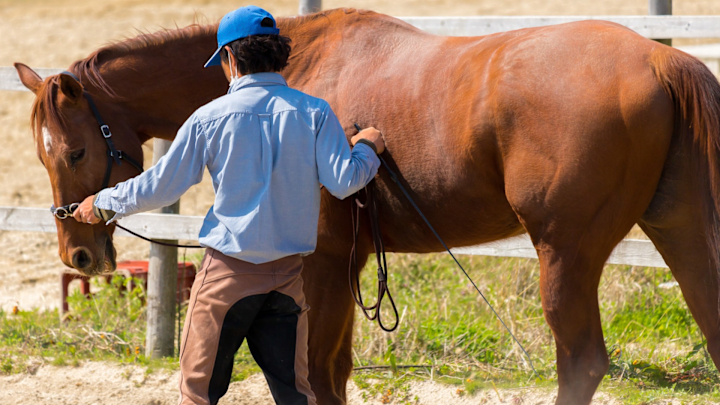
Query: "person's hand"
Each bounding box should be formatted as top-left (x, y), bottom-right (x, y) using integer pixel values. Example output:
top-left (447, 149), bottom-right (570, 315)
top-left (73, 195), bottom-right (101, 225)
top-left (351, 127), bottom-right (385, 154)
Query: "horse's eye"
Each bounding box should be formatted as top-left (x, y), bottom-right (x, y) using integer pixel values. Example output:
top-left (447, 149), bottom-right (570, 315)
top-left (70, 148), bottom-right (85, 165)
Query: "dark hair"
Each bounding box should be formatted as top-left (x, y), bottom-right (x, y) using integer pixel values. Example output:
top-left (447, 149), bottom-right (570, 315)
top-left (221, 26), bottom-right (292, 75)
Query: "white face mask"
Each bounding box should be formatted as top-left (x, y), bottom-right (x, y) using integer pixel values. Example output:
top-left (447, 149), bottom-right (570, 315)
top-left (228, 50), bottom-right (240, 87)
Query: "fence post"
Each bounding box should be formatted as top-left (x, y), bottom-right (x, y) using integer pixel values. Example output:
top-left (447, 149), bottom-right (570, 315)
top-left (298, 0), bottom-right (321, 15)
top-left (145, 139), bottom-right (179, 358)
top-left (649, 0), bottom-right (672, 46)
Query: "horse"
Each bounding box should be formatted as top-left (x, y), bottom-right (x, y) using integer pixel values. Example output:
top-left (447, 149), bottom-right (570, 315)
top-left (14, 8), bottom-right (720, 405)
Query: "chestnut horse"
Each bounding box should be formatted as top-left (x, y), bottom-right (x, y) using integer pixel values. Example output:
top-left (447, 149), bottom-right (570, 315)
top-left (14, 8), bottom-right (720, 404)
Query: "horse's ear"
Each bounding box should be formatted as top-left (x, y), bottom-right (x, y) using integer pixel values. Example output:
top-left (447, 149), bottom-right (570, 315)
top-left (58, 73), bottom-right (83, 104)
top-left (14, 63), bottom-right (42, 94)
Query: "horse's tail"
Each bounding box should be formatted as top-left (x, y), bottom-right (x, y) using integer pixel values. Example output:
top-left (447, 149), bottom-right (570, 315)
top-left (651, 48), bottom-right (720, 267)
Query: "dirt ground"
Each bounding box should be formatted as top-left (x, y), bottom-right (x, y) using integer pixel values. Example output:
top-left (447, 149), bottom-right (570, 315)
top-left (2, 0), bottom-right (720, 403)
top-left (0, 361), bottom-right (621, 405)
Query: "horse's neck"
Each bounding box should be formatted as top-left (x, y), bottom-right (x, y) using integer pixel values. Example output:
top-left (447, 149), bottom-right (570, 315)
top-left (93, 30), bottom-right (227, 142)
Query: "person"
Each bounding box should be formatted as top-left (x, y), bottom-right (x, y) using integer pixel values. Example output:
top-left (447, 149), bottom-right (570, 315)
top-left (72, 5), bottom-right (385, 405)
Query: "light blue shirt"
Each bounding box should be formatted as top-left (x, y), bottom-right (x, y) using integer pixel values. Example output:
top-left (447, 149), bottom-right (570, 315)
top-left (95, 72), bottom-right (380, 264)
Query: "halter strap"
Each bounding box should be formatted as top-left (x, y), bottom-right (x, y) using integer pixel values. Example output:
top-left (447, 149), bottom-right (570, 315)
top-left (49, 74), bottom-right (201, 250)
top-left (59, 71), bottom-right (143, 188)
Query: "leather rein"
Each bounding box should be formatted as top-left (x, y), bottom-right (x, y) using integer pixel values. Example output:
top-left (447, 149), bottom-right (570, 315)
top-left (349, 182), bottom-right (399, 332)
top-left (348, 124), bottom-right (399, 332)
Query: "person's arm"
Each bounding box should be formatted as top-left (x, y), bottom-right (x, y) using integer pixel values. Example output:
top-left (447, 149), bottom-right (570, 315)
top-left (74, 116), bottom-right (208, 224)
top-left (315, 104), bottom-right (383, 200)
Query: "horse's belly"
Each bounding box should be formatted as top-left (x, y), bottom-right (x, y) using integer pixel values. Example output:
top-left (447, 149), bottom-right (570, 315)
top-left (374, 160), bottom-right (524, 253)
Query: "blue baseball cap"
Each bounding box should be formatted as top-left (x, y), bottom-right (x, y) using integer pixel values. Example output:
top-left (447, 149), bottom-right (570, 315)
top-left (204, 5), bottom-right (280, 68)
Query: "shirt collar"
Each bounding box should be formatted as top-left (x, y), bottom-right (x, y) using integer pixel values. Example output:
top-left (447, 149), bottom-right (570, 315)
top-left (227, 72), bottom-right (288, 94)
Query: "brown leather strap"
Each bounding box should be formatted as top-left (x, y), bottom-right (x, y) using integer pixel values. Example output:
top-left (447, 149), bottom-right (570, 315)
top-left (348, 181), bottom-right (399, 332)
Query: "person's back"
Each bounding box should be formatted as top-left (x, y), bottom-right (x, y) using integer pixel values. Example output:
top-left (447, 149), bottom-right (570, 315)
top-left (74, 5), bottom-right (384, 405)
top-left (192, 72), bottom-right (367, 263)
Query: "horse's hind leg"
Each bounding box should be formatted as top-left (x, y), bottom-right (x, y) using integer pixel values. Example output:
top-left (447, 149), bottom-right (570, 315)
top-left (639, 155), bottom-right (720, 368)
top-left (508, 192), bottom-right (648, 404)
top-left (531, 240), bottom-right (611, 404)
top-left (503, 123), bottom-right (668, 403)
top-left (639, 218), bottom-right (720, 367)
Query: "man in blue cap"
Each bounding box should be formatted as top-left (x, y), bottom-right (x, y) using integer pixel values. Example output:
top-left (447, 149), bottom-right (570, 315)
top-left (73, 5), bottom-right (385, 405)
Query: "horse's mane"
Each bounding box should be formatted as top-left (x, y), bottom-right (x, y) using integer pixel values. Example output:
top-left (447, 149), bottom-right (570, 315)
top-left (31, 24), bottom-right (216, 141)
top-left (69, 24), bottom-right (217, 97)
top-left (70, 9), bottom-right (364, 97)
top-left (30, 8), bottom-right (385, 141)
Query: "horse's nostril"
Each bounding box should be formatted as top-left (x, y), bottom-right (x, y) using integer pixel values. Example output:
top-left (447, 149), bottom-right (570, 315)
top-left (71, 248), bottom-right (93, 270)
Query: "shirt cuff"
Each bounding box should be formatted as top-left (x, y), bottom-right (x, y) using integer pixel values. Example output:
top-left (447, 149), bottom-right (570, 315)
top-left (94, 189), bottom-right (125, 224)
top-left (352, 142), bottom-right (381, 169)
top-left (354, 138), bottom-right (377, 154)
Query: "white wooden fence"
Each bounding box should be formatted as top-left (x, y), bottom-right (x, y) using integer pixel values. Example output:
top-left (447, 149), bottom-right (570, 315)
top-left (0, 206), bottom-right (669, 268)
top-left (401, 15), bottom-right (720, 38)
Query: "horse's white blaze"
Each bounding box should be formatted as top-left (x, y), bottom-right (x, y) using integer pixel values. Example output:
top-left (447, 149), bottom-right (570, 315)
top-left (41, 126), bottom-right (52, 153)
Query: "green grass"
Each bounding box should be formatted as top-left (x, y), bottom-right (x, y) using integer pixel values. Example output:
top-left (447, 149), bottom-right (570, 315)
top-left (349, 254), bottom-right (720, 403)
top-left (0, 274), bottom-right (176, 373)
top-left (1, 253), bottom-right (719, 404)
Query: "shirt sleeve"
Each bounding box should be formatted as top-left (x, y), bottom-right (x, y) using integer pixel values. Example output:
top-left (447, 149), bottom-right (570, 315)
top-left (93, 115), bottom-right (208, 222)
top-left (315, 105), bottom-right (380, 200)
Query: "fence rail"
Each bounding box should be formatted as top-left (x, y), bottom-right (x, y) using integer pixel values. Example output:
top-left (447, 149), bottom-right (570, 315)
top-left (399, 15), bottom-right (720, 37)
top-left (0, 67), bottom-right (61, 91)
top-left (0, 206), bottom-right (669, 268)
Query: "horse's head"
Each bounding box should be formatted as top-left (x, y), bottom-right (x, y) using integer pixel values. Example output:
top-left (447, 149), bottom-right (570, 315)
top-left (14, 63), bottom-right (144, 275)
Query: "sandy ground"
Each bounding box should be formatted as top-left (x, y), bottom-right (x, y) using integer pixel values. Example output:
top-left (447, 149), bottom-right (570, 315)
top-left (0, 361), bottom-right (622, 405)
top-left (2, 0), bottom-right (720, 403)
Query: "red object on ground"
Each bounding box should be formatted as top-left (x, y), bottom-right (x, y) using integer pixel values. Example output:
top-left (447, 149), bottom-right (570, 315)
top-left (60, 260), bottom-right (196, 314)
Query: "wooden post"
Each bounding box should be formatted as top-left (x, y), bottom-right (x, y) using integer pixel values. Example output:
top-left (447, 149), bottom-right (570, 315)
top-left (145, 139), bottom-right (179, 358)
top-left (298, 0), bottom-right (321, 15)
top-left (649, 0), bottom-right (672, 46)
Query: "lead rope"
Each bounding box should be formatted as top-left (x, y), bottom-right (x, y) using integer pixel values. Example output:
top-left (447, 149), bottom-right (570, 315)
top-left (114, 223), bottom-right (202, 249)
top-left (349, 183), bottom-right (399, 332)
top-left (352, 124), bottom-right (538, 377)
top-left (49, 204), bottom-right (202, 249)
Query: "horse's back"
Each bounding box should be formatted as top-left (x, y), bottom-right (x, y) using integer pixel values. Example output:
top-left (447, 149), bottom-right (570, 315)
top-left (291, 12), bottom-right (678, 250)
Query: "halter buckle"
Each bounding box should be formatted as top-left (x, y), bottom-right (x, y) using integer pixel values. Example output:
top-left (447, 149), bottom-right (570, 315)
top-left (100, 125), bottom-right (112, 138)
top-left (50, 202), bottom-right (79, 220)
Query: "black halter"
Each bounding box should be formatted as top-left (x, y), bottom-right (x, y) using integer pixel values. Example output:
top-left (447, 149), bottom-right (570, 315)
top-left (50, 71), bottom-right (144, 220)
top-left (63, 71), bottom-right (144, 189)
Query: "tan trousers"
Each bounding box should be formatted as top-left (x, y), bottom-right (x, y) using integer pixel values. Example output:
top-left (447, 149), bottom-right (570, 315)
top-left (178, 248), bottom-right (317, 405)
